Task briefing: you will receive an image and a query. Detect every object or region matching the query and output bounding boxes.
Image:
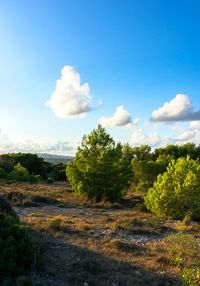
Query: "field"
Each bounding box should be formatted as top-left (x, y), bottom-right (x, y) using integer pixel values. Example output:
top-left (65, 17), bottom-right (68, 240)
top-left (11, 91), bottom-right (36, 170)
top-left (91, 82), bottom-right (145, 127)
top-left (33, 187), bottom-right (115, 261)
top-left (1, 181), bottom-right (200, 286)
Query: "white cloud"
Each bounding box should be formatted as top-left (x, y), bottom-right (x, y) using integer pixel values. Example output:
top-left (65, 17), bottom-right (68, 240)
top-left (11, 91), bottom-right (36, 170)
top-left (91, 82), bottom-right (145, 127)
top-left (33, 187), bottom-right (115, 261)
top-left (0, 130), bottom-right (77, 155)
top-left (176, 121), bottom-right (200, 144)
top-left (99, 105), bottom-right (139, 128)
top-left (151, 94), bottom-right (200, 122)
top-left (46, 66), bottom-right (93, 118)
top-left (130, 128), bottom-right (162, 147)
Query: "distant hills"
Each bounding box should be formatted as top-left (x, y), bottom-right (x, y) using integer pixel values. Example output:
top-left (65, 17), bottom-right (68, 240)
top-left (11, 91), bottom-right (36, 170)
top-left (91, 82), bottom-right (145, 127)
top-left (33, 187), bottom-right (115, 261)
top-left (37, 153), bottom-right (73, 164)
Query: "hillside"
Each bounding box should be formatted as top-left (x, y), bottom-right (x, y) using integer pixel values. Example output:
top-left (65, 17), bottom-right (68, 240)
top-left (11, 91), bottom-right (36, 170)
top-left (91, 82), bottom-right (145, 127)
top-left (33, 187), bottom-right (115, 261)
top-left (37, 153), bottom-right (73, 164)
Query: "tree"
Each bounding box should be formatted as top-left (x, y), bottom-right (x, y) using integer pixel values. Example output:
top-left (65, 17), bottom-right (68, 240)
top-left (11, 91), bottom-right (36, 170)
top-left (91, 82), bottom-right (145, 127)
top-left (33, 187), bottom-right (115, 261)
top-left (132, 145), bottom-right (152, 161)
top-left (145, 156), bottom-right (200, 220)
top-left (0, 167), bottom-right (7, 179)
top-left (7, 163), bottom-right (30, 182)
top-left (132, 159), bottom-right (166, 192)
top-left (66, 125), bottom-right (132, 202)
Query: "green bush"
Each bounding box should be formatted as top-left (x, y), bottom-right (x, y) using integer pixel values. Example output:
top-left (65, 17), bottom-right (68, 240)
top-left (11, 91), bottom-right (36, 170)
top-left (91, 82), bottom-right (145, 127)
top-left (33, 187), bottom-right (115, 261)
top-left (0, 213), bottom-right (33, 277)
top-left (145, 156), bottom-right (200, 219)
top-left (28, 174), bottom-right (39, 184)
top-left (181, 267), bottom-right (200, 286)
top-left (67, 125), bottom-right (132, 202)
top-left (7, 163), bottom-right (30, 182)
top-left (0, 167), bottom-right (7, 179)
top-left (0, 196), bottom-right (17, 217)
top-left (46, 176), bottom-right (54, 184)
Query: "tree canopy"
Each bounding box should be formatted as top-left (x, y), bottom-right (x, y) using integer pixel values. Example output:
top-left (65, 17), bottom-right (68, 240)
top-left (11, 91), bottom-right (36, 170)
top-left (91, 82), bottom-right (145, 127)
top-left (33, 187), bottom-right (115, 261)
top-left (145, 156), bottom-right (200, 219)
top-left (66, 125), bottom-right (132, 202)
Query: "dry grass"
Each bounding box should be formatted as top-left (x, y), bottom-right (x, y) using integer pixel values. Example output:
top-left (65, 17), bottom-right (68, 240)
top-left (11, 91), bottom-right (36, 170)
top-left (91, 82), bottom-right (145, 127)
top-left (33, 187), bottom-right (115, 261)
top-left (1, 182), bottom-right (199, 285)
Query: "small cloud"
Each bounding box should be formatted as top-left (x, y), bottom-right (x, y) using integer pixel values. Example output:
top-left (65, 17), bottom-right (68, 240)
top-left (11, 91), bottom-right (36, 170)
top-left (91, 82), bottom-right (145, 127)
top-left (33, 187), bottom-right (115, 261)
top-left (46, 66), bottom-right (93, 118)
top-left (99, 105), bottom-right (139, 128)
top-left (151, 94), bottom-right (200, 122)
top-left (131, 128), bottom-right (162, 147)
top-left (175, 121), bottom-right (200, 144)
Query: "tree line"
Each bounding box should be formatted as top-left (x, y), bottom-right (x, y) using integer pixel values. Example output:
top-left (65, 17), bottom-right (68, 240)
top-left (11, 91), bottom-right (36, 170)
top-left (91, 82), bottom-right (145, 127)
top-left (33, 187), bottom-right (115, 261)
top-left (0, 153), bottom-right (66, 183)
top-left (67, 125), bottom-right (200, 220)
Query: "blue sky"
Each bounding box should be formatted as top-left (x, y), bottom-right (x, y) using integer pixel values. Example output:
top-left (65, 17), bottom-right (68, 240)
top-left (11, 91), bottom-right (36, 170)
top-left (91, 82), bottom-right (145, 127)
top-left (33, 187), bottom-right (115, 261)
top-left (0, 0), bottom-right (200, 154)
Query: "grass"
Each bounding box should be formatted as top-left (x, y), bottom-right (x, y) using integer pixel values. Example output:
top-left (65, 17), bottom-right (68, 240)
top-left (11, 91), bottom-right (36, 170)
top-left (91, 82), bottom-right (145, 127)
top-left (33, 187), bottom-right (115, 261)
top-left (1, 181), bottom-right (200, 285)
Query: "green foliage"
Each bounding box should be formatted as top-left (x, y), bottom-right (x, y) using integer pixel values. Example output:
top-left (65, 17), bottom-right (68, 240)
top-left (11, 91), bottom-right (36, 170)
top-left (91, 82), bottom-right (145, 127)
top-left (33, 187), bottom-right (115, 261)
top-left (181, 267), bottom-right (200, 286)
top-left (53, 163), bottom-right (66, 181)
top-left (145, 156), bottom-right (200, 219)
top-left (132, 145), bottom-right (152, 161)
top-left (0, 167), bottom-right (8, 179)
top-left (7, 163), bottom-right (30, 182)
top-left (67, 125), bottom-right (132, 202)
top-left (46, 176), bottom-right (54, 184)
top-left (0, 213), bottom-right (33, 277)
top-left (153, 143), bottom-right (200, 161)
top-left (132, 159), bottom-right (166, 192)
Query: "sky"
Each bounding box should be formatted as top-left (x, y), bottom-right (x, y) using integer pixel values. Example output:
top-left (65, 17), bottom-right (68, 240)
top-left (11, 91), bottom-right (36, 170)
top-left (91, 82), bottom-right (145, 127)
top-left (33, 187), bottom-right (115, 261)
top-left (0, 0), bottom-right (200, 155)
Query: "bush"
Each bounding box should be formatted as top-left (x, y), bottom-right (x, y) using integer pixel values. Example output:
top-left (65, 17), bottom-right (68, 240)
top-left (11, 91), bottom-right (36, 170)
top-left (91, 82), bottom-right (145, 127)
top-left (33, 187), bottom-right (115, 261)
top-left (0, 167), bottom-right (7, 179)
top-left (46, 176), bottom-right (54, 184)
top-left (28, 174), bottom-right (39, 184)
top-left (0, 213), bottom-right (33, 277)
top-left (145, 156), bottom-right (200, 219)
top-left (0, 196), bottom-right (16, 216)
top-left (67, 125), bottom-right (132, 202)
top-left (7, 163), bottom-right (30, 182)
top-left (181, 267), bottom-right (200, 286)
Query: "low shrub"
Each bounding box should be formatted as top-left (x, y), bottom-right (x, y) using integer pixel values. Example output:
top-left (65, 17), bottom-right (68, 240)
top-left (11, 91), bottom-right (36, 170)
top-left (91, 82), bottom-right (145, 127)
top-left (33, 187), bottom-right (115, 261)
top-left (181, 267), bottom-right (200, 286)
top-left (0, 196), bottom-right (16, 217)
top-left (0, 167), bottom-right (7, 179)
top-left (46, 177), bottom-right (54, 184)
top-left (163, 233), bottom-right (199, 268)
top-left (0, 213), bottom-right (33, 277)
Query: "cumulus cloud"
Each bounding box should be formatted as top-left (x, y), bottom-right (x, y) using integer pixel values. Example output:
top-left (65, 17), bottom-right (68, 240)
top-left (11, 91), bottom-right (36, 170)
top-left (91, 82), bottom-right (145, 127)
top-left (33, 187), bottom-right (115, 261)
top-left (131, 128), bottom-right (162, 147)
top-left (99, 105), bottom-right (139, 128)
top-left (176, 121), bottom-right (200, 144)
top-left (46, 66), bottom-right (93, 118)
top-left (151, 94), bottom-right (200, 122)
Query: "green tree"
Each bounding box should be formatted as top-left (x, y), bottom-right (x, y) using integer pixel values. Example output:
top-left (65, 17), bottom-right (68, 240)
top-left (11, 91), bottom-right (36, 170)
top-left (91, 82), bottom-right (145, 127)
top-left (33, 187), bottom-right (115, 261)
top-left (67, 125), bottom-right (131, 202)
top-left (132, 145), bottom-right (152, 161)
top-left (145, 156), bottom-right (200, 219)
top-left (0, 167), bottom-right (7, 179)
top-left (132, 159), bottom-right (165, 192)
top-left (7, 163), bottom-right (30, 182)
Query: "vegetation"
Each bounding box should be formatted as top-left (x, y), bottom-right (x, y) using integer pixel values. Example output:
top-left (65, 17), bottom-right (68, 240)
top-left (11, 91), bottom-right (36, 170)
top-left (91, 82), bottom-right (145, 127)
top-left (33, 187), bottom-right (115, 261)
top-left (1, 127), bottom-right (200, 285)
top-left (67, 125), bottom-right (132, 202)
top-left (0, 197), bottom-right (33, 280)
top-left (181, 267), bottom-right (200, 286)
top-left (145, 156), bottom-right (200, 219)
top-left (0, 153), bottom-right (67, 182)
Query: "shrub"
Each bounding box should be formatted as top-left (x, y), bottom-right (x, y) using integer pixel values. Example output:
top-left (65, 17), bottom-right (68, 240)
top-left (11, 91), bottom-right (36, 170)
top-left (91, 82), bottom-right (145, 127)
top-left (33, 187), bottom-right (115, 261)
top-left (181, 267), bottom-right (200, 286)
top-left (0, 167), bottom-right (7, 179)
top-left (46, 176), bottom-right (54, 184)
top-left (0, 196), bottom-right (16, 216)
top-left (67, 125), bottom-right (131, 202)
top-left (28, 174), bottom-right (39, 184)
top-left (7, 163), bottom-right (30, 182)
top-left (145, 156), bottom-right (200, 219)
top-left (0, 213), bottom-right (33, 277)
